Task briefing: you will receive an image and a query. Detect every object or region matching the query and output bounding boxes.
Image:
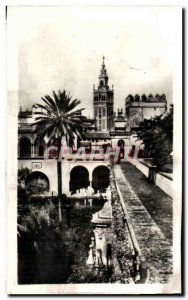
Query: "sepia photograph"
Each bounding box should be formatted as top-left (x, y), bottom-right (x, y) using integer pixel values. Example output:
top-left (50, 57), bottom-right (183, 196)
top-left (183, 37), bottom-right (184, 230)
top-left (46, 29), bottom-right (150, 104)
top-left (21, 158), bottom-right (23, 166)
top-left (6, 5), bottom-right (182, 295)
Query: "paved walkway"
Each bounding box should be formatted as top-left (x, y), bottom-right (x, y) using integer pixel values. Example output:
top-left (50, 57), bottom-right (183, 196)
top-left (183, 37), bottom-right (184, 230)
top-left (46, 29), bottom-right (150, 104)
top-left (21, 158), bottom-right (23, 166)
top-left (114, 164), bottom-right (173, 283)
top-left (121, 162), bottom-right (173, 243)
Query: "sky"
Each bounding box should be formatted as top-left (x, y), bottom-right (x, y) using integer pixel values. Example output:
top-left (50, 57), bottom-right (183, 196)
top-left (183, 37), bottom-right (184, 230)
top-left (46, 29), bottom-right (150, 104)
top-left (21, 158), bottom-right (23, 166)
top-left (8, 6), bottom-right (180, 117)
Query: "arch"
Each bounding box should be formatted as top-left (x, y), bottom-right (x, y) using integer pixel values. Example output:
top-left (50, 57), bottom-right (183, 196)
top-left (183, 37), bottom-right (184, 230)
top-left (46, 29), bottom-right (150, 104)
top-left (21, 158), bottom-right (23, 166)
top-left (34, 139), bottom-right (46, 157)
top-left (39, 145), bottom-right (44, 156)
top-left (77, 136), bottom-right (81, 149)
top-left (25, 171), bottom-right (50, 192)
top-left (70, 166), bottom-right (89, 193)
top-left (129, 145), bottom-right (136, 158)
top-left (92, 165), bottom-right (110, 192)
top-left (19, 137), bottom-right (32, 158)
top-left (117, 139), bottom-right (125, 148)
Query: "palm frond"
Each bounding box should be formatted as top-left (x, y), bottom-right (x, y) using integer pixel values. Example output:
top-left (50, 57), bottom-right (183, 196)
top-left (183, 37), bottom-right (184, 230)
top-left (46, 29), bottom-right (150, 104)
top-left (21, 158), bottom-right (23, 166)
top-left (33, 90), bottom-right (85, 148)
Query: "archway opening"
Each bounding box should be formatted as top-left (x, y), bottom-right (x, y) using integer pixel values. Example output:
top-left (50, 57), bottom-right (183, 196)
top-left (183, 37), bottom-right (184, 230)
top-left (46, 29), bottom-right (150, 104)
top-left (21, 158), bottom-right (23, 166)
top-left (39, 145), bottom-right (44, 157)
top-left (92, 166), bottom-right (110, 192)
top-left (34, 140), bottom-right (46, 157)
top-left (19, 138), bottom-right (32, 158)
top-left (117, 140), bottom-right (125, 161)
top-left (25, 171), bottom-right (49, 194)
top-left (117, 139), bottom-right (125, 148)
top-left (70, 166), bottom-right (89, 193)
top-left (77, 136), bottom-right (81, 150)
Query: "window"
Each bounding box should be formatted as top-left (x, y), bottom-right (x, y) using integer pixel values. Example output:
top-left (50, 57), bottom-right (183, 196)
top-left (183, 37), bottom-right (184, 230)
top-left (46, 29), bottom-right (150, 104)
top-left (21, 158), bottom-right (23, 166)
top-left (39, 145), bottom-right (44, 156)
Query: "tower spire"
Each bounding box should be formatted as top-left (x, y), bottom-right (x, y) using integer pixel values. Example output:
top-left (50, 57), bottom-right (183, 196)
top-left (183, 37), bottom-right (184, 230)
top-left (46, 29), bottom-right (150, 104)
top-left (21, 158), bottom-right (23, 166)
top-left (99, 56), bottom-right (108, 88)
top-left (93, 57), bottom-right (114, 132)
top-left (102, 56), bottom-right (105, 68)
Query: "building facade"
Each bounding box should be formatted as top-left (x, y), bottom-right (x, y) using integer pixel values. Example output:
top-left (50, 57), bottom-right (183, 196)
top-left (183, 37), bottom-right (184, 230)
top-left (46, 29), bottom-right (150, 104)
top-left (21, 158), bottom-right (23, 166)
top-left (18, 57), bottom-right (169, 195)
top-left (125, 93), bottom-right (167, 130)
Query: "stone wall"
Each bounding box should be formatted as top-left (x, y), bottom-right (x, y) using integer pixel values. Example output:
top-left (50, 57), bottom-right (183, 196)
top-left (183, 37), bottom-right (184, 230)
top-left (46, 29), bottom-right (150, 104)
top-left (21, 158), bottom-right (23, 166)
top-left (125, 93), bottom-right (167, 129)
top-left (18, 159), bottom-right (110, 195)
top-left (156, 172), bottom-right (173, 198)
top-left (127, 157), bottom-right (173, 198)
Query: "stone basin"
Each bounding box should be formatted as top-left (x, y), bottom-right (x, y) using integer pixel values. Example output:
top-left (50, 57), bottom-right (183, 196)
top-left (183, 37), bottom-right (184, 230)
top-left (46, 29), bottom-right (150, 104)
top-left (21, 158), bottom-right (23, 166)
top-left (91, 200), bottom-right (112, 226)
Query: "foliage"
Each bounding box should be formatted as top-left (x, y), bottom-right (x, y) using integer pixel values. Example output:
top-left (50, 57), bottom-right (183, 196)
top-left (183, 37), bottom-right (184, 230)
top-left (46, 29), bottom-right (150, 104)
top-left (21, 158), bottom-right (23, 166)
top-left (18, 202), bottom-right (107, 284)
top-left (17, 185), bottom-right (27, 205)
top-left (33, 90), bottom-right (86, 147)
top-left (112, 202), bottom-right (134, 282)
top-left (136, 105), bottom-right (173, 171)
top-left (18, 167), bottom-right (31, 184)
top-left (17, 168), bottom-right (49, 203)
top-left (18, 202), bottom-right (71, 284)
top-left (110, 176), bottom-right (134, 283)
top-left (17, 168), bottom-right (31, 204)
top-left (26, 179), bottom-right (49, 196)
top-left (66, 265), bottom-right (110, 283)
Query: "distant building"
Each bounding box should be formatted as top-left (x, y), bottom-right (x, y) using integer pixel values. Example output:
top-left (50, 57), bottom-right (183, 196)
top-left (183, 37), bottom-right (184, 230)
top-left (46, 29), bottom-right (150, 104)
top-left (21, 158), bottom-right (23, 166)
top-left (125, 93), bottom-right (167, 130)
top-left (18, 57), bottom-right (169, 195)
top-left (93, 56), bottom-right (114, 131)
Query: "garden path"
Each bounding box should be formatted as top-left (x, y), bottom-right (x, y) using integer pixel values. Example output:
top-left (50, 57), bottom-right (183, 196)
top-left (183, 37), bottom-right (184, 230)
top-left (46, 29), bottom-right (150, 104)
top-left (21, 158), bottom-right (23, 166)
top-left (114, 164), bottom-right (173, 283)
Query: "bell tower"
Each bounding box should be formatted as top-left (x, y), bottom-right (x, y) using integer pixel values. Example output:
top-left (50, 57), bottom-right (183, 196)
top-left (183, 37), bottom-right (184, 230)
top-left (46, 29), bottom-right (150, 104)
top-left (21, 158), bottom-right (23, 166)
top-left (93, 57), bottom-right (114, 132)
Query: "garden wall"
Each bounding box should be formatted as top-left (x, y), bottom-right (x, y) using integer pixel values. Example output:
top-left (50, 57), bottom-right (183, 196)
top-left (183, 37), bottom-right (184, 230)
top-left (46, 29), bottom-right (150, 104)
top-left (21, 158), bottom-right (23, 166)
top-left (156, 172), bottom-right (173, 198)
top-left (127, 157), bottom-right (173, 198)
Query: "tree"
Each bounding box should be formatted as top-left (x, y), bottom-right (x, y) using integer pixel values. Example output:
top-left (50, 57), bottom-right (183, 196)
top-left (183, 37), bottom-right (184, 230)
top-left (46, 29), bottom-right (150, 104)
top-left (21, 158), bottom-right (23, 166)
top-left (26, 179), bottom-right (49, 196)
top-left (18, 167), bottom-right (31, 204)
top-left (136, 105), bottom-right (173, 171)
top-left (18, 167), bottom-right (31, 184)
top-left (33, 90), bottom-right (85, 222)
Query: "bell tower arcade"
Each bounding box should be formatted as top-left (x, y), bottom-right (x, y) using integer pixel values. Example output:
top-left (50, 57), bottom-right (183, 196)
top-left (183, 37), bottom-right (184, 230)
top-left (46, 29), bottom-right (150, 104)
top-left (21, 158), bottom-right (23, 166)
top-left (93, 57), bottom-right (114, 132)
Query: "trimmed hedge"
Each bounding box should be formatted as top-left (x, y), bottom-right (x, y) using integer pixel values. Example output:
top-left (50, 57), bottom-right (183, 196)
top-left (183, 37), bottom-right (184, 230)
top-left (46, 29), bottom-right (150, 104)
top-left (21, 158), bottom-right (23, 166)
top-left (110, 171), bottom-right (135, 283)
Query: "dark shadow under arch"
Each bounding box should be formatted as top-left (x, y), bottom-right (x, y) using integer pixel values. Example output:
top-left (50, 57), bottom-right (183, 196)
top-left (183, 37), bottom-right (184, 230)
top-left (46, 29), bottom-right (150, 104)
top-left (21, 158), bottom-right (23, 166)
top-left (117, 139), bottom-right (125, 148)
top-left (92, 165), bottom-right (110, 192)
top-left (20, 137), bottom-right (32, 158)
top-left (25, 171), bottom-right (50, 191)
top-left (70, 166), bottom-right (89, 193)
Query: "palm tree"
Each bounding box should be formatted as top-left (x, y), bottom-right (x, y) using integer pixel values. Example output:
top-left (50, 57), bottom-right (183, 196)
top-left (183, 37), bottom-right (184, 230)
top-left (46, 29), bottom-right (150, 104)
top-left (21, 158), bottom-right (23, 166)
top-left (33, 90), bottom-right (85, 222)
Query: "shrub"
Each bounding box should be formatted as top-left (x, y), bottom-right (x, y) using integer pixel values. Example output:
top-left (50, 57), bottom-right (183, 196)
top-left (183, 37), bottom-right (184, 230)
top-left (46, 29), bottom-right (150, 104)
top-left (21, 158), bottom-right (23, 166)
top-left (18, 201), bottom-right (104, 284)
top-left (18, 167), bottom-right (31, 184)
top-left (26, 179), bottom-right (49, 196)
top-left (110, 173), bottom-right (135, 283)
